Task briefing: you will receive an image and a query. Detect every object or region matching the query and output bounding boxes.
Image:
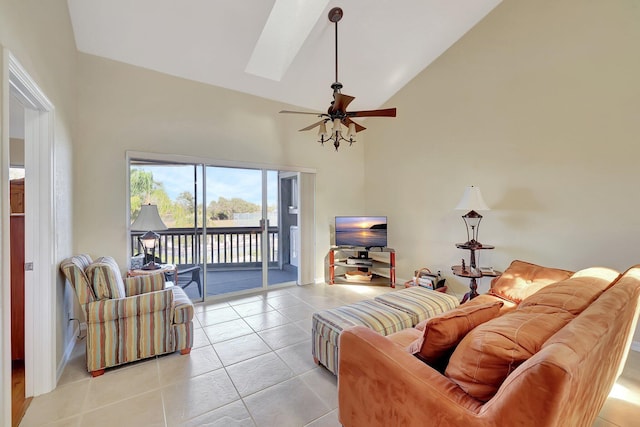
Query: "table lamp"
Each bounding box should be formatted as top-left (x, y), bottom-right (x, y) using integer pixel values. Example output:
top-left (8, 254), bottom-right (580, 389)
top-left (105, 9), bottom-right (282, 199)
top-left (455, 186), bottom-right (490, 246)
top-left (130, 204), bottom-right (168, 270)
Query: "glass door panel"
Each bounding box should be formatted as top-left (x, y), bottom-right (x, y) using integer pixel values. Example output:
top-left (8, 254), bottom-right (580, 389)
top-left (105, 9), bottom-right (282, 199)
top-left (129, 161), bottom-right (205, 301)
top-left (205, 166), bottom-right (264, 295)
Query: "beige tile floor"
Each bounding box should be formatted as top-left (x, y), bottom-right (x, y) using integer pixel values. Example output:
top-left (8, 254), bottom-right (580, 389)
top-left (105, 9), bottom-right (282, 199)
top-left (19, 283), bottom-right (640, 427)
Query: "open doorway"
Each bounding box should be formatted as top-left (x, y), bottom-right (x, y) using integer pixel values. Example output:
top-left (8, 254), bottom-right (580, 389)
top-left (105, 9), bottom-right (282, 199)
top-left (8, 94), bottom-right (30, 426)
top-left (2, 50), bottom-right (56, 427)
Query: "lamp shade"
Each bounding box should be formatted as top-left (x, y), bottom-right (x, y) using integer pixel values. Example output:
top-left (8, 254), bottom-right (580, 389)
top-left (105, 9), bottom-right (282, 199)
top-left (317, 121), bottom-right (328, 139)
top-left (455, 186), bottom-right (490, 211)
top-left (332, 118), bottom-right (341, 132)
top-left (346, 122), bottom-right (356, 139)
top-left (131, 204), bottom-right (168, 231)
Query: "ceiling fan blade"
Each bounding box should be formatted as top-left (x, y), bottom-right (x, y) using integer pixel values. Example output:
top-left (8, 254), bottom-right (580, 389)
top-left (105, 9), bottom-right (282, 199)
top-left (349, 108), bottom-right (397, 118)
top-left (331, 93), bottom-right (355, 113)
top-left (343, 117), bottom-right (366, 132)
top-left (279, 110), bottom-right (323, 115)
top-left (298, 120), bottom-right (326, 132)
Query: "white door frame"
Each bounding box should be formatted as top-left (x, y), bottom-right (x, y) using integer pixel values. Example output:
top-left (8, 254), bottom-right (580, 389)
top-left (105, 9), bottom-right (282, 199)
top-left (1, 50), bottom-right (56, 423)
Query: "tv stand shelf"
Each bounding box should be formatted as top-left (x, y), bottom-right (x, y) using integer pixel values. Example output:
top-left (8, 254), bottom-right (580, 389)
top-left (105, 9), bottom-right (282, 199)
top-left (329, 246), bottom-right (395, 287)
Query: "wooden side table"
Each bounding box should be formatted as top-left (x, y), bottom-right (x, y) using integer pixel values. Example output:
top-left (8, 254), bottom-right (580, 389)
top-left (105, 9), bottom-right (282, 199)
top-left (452, 242), bottom-right (500, 303)
top-left (127, 263), bottom-right (177, 284)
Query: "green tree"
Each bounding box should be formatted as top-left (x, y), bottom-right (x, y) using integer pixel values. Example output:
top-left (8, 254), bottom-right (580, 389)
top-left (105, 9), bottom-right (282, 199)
top-left (154, 188), bottom-right (174, 226)
top-left (207, 197), bottom-right (260, 223)
top-left (130, 169), bottom-right (158, 218)
top-left (130, 169), bottom-right (173, 225)
top-left (176, 191), bottom-right (195, 214)
top-left (172, 191), bottom-right (196, 227)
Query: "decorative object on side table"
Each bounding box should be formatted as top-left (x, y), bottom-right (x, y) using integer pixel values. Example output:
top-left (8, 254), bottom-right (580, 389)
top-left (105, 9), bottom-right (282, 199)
top-left (130, 253), bottom-right (145, 270)
top-left (130, 203), bottom-right (168, 270)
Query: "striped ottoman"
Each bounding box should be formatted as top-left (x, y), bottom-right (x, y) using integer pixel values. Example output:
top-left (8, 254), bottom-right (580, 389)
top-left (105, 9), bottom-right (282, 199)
top-left (312, 299), bottom-right (413, 375)
top-left (374, 287), bottom-right (459, 325)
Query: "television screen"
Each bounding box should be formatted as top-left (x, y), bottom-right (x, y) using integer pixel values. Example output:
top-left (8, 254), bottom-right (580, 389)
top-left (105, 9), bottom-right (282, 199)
top-left (335, 216), bottom-right (387, 248)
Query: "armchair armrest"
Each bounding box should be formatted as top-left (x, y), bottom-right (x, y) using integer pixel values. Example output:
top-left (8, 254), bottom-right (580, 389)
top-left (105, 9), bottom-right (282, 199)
top-left (124, 272), bottom-right (166, 296)
top-left (85, 288), bottom-right (173, 323)
top-left (338, 326), bottom-right (483, 427)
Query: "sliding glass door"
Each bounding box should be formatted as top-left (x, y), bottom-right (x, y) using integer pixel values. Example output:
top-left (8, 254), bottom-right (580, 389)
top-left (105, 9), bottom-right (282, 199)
top-left (129, 159), bottom-right (300, 301)
top-left (204, 167), bottom-right (298, 295)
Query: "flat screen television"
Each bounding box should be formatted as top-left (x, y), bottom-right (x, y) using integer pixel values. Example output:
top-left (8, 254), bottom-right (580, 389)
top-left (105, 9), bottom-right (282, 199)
top-left (335, 216), bottom-right (387, 249)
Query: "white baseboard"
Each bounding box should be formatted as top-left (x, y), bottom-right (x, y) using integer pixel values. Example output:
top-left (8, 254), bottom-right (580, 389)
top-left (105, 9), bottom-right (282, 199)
top-left (631, 341), bottom-right (640, 353)
top-left (56, 323), bottom-right (80, 382)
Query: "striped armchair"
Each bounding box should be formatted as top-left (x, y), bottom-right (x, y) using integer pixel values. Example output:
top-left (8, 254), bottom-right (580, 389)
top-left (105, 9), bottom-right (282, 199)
top-left (60, 254), bottom-right (194, 377)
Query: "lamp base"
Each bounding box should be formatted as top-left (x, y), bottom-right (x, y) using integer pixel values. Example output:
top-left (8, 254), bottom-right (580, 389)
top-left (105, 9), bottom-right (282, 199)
top-left (141, 262), bottom-right (161, 270)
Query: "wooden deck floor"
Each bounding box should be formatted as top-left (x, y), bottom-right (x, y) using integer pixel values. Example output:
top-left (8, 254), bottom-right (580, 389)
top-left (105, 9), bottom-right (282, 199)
top-left (177, 264), bottom-right (298, 300)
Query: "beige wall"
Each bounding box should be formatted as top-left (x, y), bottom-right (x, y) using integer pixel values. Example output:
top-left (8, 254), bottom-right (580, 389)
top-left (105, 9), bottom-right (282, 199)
top-left (10, 138), bottom-right (24, 167)
top-left (74, 53), bottom-right (366, 279)
top-left (366, 0), bottom-right (640, 320)
top-left (0, 0), bottom-right (77, 414)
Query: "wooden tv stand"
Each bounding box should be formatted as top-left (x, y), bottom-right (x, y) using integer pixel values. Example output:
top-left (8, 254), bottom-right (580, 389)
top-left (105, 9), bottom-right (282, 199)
top-left (328, 246), bottom-right (396, 287)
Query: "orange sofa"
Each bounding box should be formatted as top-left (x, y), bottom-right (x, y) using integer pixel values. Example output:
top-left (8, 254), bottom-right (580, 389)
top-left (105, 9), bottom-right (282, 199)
top-left (338, 260), bottom-right (640, 427)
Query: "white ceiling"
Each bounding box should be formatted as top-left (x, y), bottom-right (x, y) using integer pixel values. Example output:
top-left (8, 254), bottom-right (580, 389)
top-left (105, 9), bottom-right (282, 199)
top-left (66, 0), bottom-right (501, 113)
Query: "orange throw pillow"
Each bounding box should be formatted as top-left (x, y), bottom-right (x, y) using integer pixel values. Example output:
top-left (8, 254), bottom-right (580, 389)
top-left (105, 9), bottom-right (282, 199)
top-left (408, 301), bottom-right (504, 369)
top-left (488, 260), bottom-right (573, 303)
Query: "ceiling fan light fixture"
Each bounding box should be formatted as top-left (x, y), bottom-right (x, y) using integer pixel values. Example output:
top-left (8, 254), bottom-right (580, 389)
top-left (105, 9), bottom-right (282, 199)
top-left (332, 118), bottom-right (341, 133)
top-left (279, 6), bottom-right (397, 151)
top-left (346, 123), bottom-right (356, 142)
top-left (317, 121), bottom-right (328, 138)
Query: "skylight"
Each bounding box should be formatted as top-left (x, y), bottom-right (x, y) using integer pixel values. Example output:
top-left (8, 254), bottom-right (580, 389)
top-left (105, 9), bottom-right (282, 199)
top-left (245, 0), bottom-right (330, 81)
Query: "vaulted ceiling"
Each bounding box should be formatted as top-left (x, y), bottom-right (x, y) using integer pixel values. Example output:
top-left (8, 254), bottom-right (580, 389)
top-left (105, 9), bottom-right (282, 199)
top-left (66, 0), bottom-right (501, 113)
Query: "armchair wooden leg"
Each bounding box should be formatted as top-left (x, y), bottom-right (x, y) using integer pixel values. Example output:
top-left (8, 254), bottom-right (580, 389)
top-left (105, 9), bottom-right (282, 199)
top-left (180, 348), bottom-right (191, 355)
top-left (90, 369), bottom-right (105, 377)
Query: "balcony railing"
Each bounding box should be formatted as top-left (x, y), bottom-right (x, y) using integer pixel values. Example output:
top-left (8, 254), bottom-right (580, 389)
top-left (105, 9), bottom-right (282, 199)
top-left (130, 226), bottom-right (279, 268)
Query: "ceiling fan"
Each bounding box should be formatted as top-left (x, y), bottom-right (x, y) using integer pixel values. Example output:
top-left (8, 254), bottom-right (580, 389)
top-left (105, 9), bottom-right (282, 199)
top-left (279, 7), bottom-right (397, 151)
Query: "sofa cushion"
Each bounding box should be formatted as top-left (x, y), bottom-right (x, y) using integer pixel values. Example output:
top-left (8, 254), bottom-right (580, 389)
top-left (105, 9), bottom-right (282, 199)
top-left (86, 256), bottom-right (126, 300)
top-left (518, 267), bottom-right (620, 315)
top-left (60, 254), bottom-right (95, 306)
top-left (445, 306), bottom-right (574, 402)
top-left (386, 328), bottom-right (423, 349)
top-left (488, 260), bottom-right (574, 303)
top-left (408, 301), bottom-right (503, 369)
